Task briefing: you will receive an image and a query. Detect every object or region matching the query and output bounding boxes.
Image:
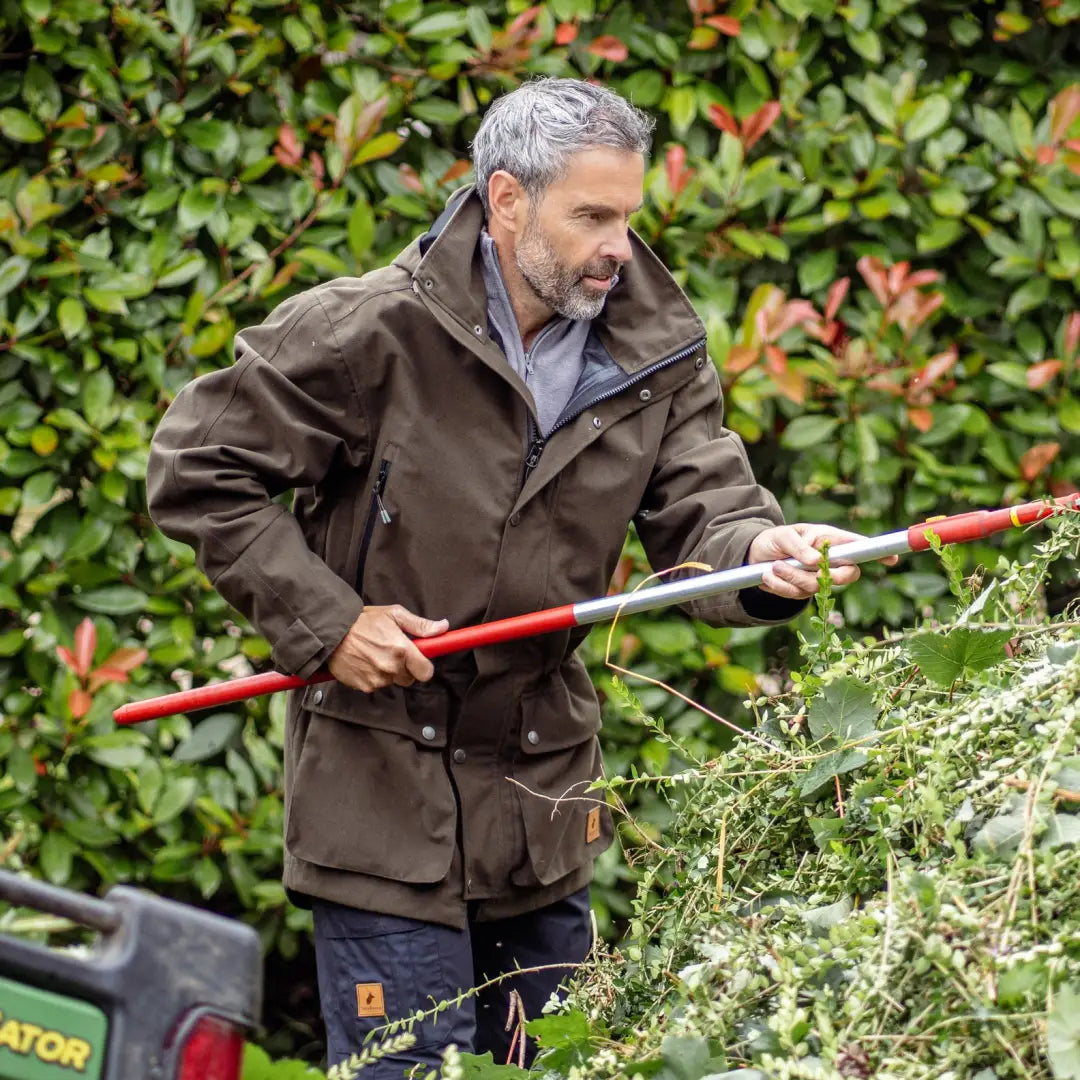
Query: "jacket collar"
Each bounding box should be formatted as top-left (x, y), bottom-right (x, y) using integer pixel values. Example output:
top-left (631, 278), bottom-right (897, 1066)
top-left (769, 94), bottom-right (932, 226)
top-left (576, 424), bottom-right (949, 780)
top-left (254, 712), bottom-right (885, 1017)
top-left (394, 187), bottom-right (706, 375)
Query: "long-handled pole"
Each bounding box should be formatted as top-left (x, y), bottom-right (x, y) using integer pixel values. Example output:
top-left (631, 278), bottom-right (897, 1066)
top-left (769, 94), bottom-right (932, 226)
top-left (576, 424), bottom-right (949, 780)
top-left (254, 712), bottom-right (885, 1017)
top-left (113, 494), bottom-right (1080, 726)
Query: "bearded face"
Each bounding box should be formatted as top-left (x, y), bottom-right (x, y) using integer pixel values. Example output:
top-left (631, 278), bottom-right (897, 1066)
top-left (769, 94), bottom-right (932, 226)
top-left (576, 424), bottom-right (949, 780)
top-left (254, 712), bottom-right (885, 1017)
top-left (514, 206), bottom-right (623, 321)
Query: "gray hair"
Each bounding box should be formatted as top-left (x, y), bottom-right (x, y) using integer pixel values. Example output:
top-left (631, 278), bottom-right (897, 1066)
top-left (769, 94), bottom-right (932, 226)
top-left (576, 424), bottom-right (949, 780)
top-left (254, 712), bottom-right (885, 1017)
top-left (471, 78), bottom-right (654, 216)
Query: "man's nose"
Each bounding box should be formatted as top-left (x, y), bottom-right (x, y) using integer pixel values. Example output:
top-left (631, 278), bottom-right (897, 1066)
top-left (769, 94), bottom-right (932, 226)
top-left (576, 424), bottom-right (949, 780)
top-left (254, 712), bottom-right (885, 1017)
top-left (599, 225), bottom-right (633, 265)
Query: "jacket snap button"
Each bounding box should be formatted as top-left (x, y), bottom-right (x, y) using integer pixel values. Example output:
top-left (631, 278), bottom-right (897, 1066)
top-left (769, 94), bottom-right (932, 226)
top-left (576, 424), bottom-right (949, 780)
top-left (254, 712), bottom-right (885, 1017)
top-left (473, 325), bottom-right (483, 335)
top-left (453, 748), bottom-right (467, 764)
top-left (311, 689), bottom-right (323, 705)
top-left (421, 725), bottom-right (437, 741)
top-left (424, 279), bottom-right (433, 289)
top-left (694, 356), bottom-right (705, 369)
top-left (526, 730), bottom-right (540, 745)
top-left (592, 417), bottom-right (602, 428)
top-left (639, 388), bottom-right (652, 401)
top-left (509, 513), bottom-right (521, 527)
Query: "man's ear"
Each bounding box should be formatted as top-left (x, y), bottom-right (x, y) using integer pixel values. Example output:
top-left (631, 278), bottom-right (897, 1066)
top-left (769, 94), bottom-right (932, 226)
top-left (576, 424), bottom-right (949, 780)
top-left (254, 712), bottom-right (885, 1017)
top-left (487, 170), bottom-right (527, 235)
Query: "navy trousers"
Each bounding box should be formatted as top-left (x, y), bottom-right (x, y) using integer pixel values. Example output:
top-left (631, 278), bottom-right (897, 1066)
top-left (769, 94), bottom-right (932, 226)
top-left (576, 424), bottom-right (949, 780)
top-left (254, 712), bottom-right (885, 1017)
top-left (312, 888), bottom-right (592, 1076)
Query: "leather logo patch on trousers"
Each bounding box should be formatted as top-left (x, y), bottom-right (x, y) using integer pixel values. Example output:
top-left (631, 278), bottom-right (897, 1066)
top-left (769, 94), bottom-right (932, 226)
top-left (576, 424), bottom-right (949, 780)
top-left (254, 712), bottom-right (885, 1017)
top-left (356, 983), bottom-right (385, 1018)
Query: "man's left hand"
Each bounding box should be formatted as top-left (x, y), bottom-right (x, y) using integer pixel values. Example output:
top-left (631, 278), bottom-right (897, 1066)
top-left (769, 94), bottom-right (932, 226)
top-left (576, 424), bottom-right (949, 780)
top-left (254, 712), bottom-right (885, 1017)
top-left (748, 523), bottom-right (900, 601)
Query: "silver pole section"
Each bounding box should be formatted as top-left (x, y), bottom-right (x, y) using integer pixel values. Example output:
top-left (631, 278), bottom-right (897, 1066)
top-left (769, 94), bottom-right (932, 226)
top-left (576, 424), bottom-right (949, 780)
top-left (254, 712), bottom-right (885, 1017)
top-left (572, 530), bottom-right (913, 624)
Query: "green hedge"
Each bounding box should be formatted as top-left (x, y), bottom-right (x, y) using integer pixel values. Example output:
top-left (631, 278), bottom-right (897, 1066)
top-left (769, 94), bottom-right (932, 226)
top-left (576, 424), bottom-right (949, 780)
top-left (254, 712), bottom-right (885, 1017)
top-left (2, 0), bottom-right (1080, 1057)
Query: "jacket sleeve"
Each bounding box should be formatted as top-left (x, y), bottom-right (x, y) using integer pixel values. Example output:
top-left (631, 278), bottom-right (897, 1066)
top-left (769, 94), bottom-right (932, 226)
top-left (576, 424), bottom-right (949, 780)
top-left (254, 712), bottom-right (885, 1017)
top-left (635, 359), bottom-right (807, 628)
top-left (146, 290), bottom-right (367, 678)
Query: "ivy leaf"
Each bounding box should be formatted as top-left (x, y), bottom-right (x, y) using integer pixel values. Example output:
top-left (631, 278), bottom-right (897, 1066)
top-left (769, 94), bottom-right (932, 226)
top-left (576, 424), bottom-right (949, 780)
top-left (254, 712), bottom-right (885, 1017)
top-left (971, 811), bottom-right (1026, 858)
top-left (1047, 984), bottom-right (1080, 1080)
top-left (799, 748), bottom-right (868, 800)
top-left (807, 677), bottom-right (878, 742)
top-left (457, 1052), bottom-right (531, 1080)
top-left (1042, 814), bottom-right (1080, 851)
top-left (909, 628), bottom-right (1012, 686)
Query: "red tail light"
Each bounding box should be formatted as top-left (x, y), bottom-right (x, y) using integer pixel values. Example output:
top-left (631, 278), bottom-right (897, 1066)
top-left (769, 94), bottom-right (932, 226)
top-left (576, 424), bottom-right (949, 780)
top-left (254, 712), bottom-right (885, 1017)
top-left (177, 1014), bottom-right (245, 1080)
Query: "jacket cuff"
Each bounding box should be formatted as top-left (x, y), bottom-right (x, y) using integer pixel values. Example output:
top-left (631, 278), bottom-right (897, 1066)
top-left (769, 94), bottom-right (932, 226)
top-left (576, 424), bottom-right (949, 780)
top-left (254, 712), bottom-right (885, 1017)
top-left (269, 596), bottom-right (364, 679)
top-left (737, 586), bottom-right (809, 623)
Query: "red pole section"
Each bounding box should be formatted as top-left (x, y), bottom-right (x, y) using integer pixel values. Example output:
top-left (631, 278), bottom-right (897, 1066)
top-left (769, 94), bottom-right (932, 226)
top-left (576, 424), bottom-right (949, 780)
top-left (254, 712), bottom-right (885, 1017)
top-left (115, 494), bottom-right (1079, 727)
top-left (907, 493), bottom-right (1080, 551)
top-left (113, 604), bottom-right (578, 725)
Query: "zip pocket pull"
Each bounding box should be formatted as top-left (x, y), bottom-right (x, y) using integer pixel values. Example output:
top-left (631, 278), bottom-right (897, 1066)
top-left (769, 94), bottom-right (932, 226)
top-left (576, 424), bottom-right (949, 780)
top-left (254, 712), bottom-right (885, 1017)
top-left (375, 490), bottom-right (392, 525)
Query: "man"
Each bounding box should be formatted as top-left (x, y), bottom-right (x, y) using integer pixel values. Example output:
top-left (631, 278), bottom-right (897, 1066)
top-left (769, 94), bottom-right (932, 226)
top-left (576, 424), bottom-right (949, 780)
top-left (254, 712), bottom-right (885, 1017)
top-left (147, 78), bottom-right (890, 1073)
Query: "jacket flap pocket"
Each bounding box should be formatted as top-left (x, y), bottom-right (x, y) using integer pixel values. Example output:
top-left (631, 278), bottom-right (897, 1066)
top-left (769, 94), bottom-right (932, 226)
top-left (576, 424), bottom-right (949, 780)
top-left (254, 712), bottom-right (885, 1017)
top-left (301, 680), bottom-right (449, 748)
top-left (519, 675), bottom-right (601, 754)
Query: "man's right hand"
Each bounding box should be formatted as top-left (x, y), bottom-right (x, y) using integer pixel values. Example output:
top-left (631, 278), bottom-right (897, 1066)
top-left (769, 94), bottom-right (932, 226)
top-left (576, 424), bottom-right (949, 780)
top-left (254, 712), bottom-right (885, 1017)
top-left (327, 606), bottom-right (450, 691)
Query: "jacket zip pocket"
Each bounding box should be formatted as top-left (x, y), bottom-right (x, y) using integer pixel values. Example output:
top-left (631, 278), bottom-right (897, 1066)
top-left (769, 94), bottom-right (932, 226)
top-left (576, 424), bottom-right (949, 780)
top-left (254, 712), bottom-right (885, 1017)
top-left (356, 458), bottom-right (393, 594)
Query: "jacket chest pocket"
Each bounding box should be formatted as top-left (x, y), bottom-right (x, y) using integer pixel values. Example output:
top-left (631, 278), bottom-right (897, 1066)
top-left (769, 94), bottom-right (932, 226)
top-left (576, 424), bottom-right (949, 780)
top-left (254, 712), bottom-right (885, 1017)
top-left (355, 443), bottom-right (399, 596)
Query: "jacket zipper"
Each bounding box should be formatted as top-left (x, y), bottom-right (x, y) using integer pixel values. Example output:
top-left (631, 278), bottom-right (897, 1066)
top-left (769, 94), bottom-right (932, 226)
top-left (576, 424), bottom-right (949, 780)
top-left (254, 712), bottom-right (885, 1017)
top-left (356, 459), bottom-right (392, 592)
top-left (522, 338), bottom-right (706, 481)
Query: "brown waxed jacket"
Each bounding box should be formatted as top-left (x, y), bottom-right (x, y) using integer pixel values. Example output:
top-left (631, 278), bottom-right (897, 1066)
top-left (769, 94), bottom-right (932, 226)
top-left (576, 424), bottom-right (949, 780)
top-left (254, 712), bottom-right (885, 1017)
top-left (146, 188), bottom-right (800, 928)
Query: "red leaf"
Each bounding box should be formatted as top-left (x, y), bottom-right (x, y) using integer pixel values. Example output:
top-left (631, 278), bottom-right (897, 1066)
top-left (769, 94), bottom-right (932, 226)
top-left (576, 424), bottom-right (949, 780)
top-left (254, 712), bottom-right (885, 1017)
top-left (824, 277), bottom-right (850, 321)
top-left (665, 145), bottom-right (693, 196)
top-left (608, 554), bottom-right (635, 594)
top-left (687, 0), bottom-right (718, 13)
top-left (764, 345), bottom-right (787, 375)
top-left (909, 347), bottom-right (958, 391)
top-left (440, 160), bottom-right (472, 185)
top-left (506, 4), bottom-right (542, 36)
top-left (587, 35), bottom-right (629, 62)
top-left (398, 163), bottom-right (425, 194)
top-left (704, 14), bottom-right (741, 35)
top-left (68, 688), bottom-right (93, 719)
top-left (911, 291), bottom-right (945, 329)
top-left (1050, 84), bottom-right (1080, 144)
top-left (56, 645), bottom-right (78, 673)
top-left (1020, 442), bottom-right (1060, 481)
top-left (273, 123), bottom-right (303, 168)
top-left (1036, 143), bottom-right (1058, 165)
top-left (1027, 359), bottom-right (1063, 389)
top-left (908, 406), bottom-right (934, 432)
top-left (310, 151), bottom-right (325, 184)
top-left (554, 20), bottom-right (579, 45)
top-left (707, 103), bottom-right (739, 137)
top-left (101, 646), bottom-right (148, 673)
top-left (769, 300), bottom-right (819, 341)
top-left (740, 100), bottom-right (782, 150)
top-left (856, 256), bottom-right (891, 306)
top-left (723, 344), bottom-right (759, 373)
top-left (903, 269), bottom-right (941, 290)
top-left (88, 666), bottom-right (130, 692)
top-left (771, 367), bottom-right (806, 404)
top-left (1065, 311), bottom-right (1080, 361)
top-left (887, 260), bottom-right (911, 296)
top-left (74, 617), bottom-right (96, 678)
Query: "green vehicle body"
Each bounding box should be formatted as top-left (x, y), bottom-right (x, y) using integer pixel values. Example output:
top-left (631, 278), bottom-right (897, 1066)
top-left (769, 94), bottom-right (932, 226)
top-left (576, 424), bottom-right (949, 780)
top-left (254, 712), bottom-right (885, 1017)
top-left (0, 869), bottom-right (262, 1080)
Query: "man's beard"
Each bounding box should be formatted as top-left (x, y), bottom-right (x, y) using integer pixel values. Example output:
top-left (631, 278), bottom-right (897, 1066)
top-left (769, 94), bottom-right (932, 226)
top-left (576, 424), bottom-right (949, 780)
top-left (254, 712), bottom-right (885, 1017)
top-left (514, 216), bottom-right (621, 321)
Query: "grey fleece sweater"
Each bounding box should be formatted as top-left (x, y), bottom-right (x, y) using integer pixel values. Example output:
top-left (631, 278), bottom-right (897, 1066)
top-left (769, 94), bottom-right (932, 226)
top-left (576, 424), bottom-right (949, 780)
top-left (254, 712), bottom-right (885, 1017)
top-left (479, 230), bottom-right (592, 437)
